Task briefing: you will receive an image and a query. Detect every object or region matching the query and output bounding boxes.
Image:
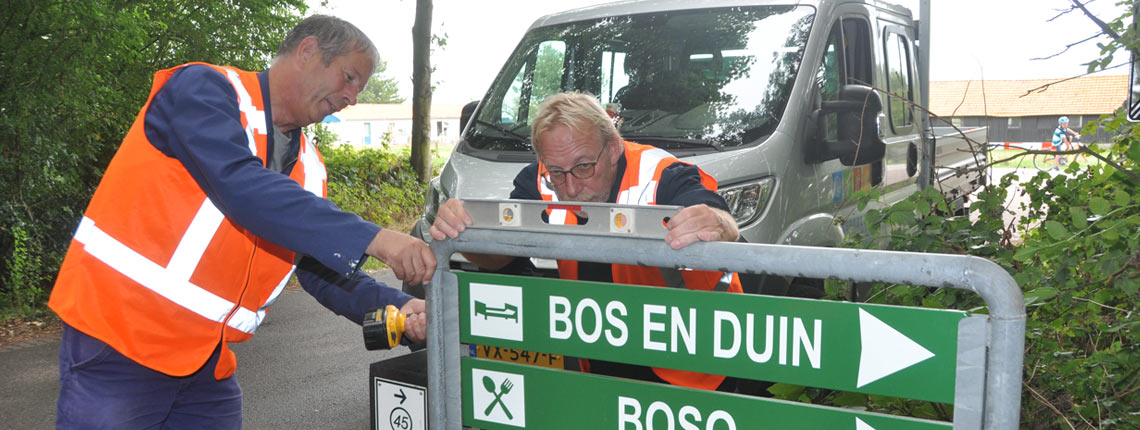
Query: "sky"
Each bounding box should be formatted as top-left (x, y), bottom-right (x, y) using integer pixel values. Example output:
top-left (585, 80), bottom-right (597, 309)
top-left (308, 0), bottom-right (1130, 105)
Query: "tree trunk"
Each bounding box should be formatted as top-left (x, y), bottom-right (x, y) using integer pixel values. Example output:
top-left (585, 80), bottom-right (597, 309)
top-left (410, 0), bottom-right (433, 182)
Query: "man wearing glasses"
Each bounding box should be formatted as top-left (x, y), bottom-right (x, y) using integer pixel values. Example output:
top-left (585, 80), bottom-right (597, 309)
top-left (430, 91), bottom-right (742, 392)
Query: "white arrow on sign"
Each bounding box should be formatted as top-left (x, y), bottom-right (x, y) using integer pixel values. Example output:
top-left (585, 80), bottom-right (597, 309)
top-left (856, 417), bottom-right (876, 430)
top-left (856, 308), bottom-right (935, 388)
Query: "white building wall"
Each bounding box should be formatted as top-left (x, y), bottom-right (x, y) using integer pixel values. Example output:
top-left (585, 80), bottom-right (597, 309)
top-left (327, 118), bottom-right (460, 149)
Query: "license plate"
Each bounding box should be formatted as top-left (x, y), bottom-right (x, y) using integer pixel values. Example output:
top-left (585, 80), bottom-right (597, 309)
top-left (473, 344), bottom-right (564, 369)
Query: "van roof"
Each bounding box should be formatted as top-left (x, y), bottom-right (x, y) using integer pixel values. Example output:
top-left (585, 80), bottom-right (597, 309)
top-left (529, 0), bottom-right (914, 29)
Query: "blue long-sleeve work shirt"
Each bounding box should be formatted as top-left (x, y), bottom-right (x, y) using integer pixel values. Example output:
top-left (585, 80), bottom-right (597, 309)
top-left (142, 64), bottom-right (411, 324)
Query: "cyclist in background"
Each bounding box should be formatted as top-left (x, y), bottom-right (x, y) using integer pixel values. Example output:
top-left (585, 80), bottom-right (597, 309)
top-left (1050, 116), bottom-right (1080, 170)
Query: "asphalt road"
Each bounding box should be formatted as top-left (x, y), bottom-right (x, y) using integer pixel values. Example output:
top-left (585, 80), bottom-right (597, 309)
top-left (0, 270), bottom-right (411, 429)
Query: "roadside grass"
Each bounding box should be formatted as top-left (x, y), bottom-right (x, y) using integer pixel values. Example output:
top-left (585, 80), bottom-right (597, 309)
top-left (390, 143), bottom-right (453, 170)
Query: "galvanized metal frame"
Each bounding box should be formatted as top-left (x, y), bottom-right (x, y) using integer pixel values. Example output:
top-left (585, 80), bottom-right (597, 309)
top-left (425, 203), bottom-right (1024, 430)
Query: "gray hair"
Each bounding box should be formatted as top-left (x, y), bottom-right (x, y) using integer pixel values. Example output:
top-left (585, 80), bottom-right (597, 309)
top-left (531, 92), bottom-right (619, 155)
top-left (276, 14), bottom-right (378, 67)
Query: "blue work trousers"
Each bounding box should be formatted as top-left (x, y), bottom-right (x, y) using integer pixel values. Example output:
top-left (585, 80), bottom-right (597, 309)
top-left (56, 323), bottom-right (242, 429)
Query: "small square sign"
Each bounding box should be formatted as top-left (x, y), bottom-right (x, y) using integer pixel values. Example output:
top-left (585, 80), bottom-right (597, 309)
top-left (471, 368), bottom-right (526, 427)
top-left (469, 283), bottom-right (523, 341)
top-left (374, 378), bottom-right (425, 430)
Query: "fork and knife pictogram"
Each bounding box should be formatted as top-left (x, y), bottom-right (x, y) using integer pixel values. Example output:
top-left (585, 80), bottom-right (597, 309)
top-left (482, 376), bottom-right (514, 419)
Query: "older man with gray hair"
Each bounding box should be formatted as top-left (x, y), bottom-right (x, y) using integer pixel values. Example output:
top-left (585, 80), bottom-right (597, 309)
top-left (431, 91), bottom-right (743, 391)
top-left (49, 15), bottom-right (433, 428)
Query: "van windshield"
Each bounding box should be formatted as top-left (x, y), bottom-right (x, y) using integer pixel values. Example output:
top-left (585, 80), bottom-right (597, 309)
top-left (464, 5), bottom-right (815, 157)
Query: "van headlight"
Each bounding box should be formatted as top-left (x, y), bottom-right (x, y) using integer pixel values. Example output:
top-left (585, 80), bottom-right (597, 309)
top-left (422, 178), bottom-right (446, 224)
top-left (717, 177), bottom-right (775, 226)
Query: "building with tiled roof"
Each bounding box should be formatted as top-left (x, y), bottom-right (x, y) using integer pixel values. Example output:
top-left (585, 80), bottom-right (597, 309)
top-left (928, 74), bottom-right (1127, 143)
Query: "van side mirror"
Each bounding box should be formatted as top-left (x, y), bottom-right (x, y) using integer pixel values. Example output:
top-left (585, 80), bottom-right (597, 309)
top-left (459, 100), bottom-right (479, 134)
top-left (806, 84), bottom-right (886, 166)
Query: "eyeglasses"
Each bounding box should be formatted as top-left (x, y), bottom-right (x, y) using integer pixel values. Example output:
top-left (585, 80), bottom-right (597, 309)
top-left (540, 145), bottom-right (606, 186)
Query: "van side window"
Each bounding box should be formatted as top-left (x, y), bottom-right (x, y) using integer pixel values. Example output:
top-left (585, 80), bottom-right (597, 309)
top-left (600, 50), bottom-right (629, 106)
top-left (817, 25), bottom-right (844, 142)
top-left (841, 19), bottom-right (872, 85)
top-left (884, 31), bottom-right (914, 130)
top-left (501, 40), bottom-right (567, 126)
top-left (815, 18), bottom-right (871, 142)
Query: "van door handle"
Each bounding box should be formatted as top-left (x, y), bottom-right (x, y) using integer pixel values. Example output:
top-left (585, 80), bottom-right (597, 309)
top-left (906, 141), bottom-right (918, 177)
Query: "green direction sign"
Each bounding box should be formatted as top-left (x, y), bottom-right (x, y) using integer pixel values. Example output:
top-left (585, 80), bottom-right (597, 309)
top-left (458, 272), bottom-right (969, 404)
top-left (462, 357), bottom-right (951, 429)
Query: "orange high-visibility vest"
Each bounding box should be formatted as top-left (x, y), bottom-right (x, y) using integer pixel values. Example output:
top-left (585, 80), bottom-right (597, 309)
top-left (50, 63), bottom-right (327, 380)
top-left (537, 139), bottom-right (742, 390)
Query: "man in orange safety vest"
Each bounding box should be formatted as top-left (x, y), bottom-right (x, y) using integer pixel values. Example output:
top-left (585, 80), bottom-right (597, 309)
top-left (430, 92), bottom-right (742, 391)
top-left (49, 15), bottom-right (436, 428)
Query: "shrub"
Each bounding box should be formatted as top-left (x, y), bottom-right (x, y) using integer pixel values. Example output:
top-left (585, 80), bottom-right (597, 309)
top-left (806, 117), bottom-right (1140, 428)
top-left (322, 143), bottom-right (429, 233)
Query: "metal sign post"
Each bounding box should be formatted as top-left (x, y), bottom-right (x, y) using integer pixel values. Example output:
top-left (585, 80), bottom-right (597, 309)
top-left (425, 200), bottom-right (1024, 430)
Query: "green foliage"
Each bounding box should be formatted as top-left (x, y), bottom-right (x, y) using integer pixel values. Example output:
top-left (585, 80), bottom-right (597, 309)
top-left (322, 144), bottom-right (428, 232)
top-left (2, 225), bottom-right (49, 318)
top-left (309, 122), bottom-right (346, 150)
top-left (357, 58), bottom-right (405, 104)
top-left (1080, 1), bottom-right (1135, 74)
top-left (768, 6), bottom-right (1140, 424)
top-left (316, 127), bottom-right (438, 273)
top-left (800, 118), bottom-right (1140, 427)
top-left (1010, 144), bottom-right (1140, 429)
top-left (0, 0), bottom-right (306, 317)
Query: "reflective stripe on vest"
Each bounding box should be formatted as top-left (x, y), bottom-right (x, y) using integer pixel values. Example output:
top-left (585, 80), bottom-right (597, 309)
top-left (48, 63), bottom-right (323, 379)
top-left (538, 176), bottom-right (570, 224)
top-left (537, 140), bottom-right (739, 390)
top-left (300, 138), bottom-right (327, 196)
top-left (73, 205), bottom-right (292, 335)
top-left (538, 141), bottom-right (737, 292)
top-left (66, 66), bottom-right (295, 336)
top-left (222, 68), bottom-right (267, 155)
top-left (616, 146), bottom-right (671, 205)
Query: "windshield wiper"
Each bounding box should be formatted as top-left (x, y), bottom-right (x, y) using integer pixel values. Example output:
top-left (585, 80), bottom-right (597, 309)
top-left (474, 119), bottom-right (530, 145)
top-left (623, 135), bottom-right (724, 152)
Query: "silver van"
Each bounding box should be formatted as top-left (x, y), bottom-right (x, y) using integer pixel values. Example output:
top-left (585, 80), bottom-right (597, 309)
top-left (408, 0), bottom-right (985, 295)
